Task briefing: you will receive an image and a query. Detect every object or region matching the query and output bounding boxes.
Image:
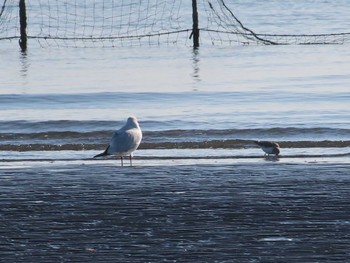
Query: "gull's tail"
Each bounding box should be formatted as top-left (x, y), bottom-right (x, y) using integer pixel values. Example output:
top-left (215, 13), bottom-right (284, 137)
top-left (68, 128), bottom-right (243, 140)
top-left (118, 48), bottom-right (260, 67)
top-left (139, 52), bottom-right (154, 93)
top-left (94, 145), bottom-right (110, 158)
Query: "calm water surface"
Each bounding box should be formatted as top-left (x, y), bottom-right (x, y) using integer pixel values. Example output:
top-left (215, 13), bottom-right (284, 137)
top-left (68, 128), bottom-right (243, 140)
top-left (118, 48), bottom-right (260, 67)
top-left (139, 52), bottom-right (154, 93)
top-left (1, 44), bottom-right (350, 160)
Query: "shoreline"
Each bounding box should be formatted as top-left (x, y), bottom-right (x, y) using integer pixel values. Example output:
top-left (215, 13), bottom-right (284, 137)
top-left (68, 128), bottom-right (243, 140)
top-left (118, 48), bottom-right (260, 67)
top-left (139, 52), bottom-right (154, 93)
top-left (1, 148), bottom-right (350, 166)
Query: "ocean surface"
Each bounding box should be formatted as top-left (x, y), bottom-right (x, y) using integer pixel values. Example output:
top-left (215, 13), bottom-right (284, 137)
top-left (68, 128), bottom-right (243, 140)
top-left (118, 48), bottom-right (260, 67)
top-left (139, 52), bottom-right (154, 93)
top-left (1, 0), bottom-right (350, 261)
top-left (1, 44), bottom-right (350, 162)
top-left (1, 0), bottom-right (350, 163)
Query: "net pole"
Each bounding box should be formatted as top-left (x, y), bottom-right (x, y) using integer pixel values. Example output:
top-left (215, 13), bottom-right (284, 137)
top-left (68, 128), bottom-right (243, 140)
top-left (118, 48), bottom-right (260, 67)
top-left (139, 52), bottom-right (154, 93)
top-left (19, 0), bottom-right (27, 52)
top-left (192, 0), bottom-right (200, 48)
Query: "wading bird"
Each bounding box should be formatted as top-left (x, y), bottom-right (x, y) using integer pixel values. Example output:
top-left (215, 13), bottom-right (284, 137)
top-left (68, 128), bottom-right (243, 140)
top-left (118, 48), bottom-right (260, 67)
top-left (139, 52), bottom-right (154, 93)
top-left (94, 116), bottom-right (142, 166)
top-left (254, 140), bottom-right (280, 156)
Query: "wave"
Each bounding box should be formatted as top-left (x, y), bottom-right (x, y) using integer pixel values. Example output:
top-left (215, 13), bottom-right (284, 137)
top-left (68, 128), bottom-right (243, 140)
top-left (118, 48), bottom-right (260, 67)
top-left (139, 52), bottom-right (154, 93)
top-left (1, 125), bottom-right (350, 140)
top-left (1, 120), bottom-right (350, 151)
top-left (1, 139), bottom-right (350, 152)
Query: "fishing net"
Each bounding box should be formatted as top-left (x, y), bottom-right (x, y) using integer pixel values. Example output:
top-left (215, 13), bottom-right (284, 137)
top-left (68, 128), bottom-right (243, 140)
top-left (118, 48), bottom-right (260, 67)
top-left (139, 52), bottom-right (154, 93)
top-left (1, 0), bottom-right (350, 47)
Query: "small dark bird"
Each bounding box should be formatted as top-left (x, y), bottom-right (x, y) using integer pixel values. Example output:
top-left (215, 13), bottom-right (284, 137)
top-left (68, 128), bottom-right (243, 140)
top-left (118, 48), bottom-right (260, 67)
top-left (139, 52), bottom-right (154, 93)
top-left (254, 141), bottom-right (280, 156)
top-left (94, 116), bottom-right (142, 166)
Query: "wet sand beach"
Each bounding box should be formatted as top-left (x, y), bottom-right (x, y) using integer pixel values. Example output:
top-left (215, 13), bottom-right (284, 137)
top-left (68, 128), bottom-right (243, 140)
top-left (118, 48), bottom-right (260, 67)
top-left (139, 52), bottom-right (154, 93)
top-left (1, 160), bottom-right (349, 262)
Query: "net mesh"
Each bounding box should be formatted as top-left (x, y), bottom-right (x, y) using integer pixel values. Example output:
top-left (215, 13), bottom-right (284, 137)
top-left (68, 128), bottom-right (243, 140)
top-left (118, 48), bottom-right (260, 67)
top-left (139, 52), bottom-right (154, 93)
top-left (203, 0), bottom-right (350, 45)
top-left (1, 0), bottom-right (350, 47)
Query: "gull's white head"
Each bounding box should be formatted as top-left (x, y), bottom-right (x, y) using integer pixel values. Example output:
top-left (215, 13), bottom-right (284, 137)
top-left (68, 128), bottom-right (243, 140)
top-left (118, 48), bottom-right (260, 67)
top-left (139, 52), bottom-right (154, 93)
top-left (126, 116), bottom-right (140, 128)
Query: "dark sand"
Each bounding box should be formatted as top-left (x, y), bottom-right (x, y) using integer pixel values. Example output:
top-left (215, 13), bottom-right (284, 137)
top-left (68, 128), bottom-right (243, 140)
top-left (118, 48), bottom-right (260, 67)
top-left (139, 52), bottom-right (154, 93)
top-left (1, 161), bottom-right (349, 262)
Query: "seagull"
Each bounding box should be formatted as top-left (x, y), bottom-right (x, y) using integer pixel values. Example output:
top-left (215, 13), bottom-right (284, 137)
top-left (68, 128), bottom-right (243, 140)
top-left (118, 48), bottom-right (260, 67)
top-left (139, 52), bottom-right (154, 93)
top-left (94, 116), bottom-right (142, 166)
top-left (254, 141), bottom-right (280, 156)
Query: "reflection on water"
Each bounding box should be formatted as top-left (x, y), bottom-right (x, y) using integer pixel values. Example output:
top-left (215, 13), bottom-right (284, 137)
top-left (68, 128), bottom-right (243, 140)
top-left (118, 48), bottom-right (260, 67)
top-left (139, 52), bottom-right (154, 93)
top-left (191, 48), bottom-right (201, 89)
top-left (19, 50), bottom-right (29, 78)
top-left (264, 155), bottom-right (280, 162)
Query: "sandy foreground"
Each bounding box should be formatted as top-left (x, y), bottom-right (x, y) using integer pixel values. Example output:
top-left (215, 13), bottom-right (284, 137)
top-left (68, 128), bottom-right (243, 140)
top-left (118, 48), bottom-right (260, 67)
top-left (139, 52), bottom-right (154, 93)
top-left (1, 160), bottom-right (349, 262)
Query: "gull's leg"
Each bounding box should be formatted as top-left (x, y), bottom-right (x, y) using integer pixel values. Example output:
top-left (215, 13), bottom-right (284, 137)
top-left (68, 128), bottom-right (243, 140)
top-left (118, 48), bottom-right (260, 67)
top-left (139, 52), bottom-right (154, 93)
top-left (120, 156), bottom-right (124, 166)
top-left (129, 155), bottom-right (132, 166)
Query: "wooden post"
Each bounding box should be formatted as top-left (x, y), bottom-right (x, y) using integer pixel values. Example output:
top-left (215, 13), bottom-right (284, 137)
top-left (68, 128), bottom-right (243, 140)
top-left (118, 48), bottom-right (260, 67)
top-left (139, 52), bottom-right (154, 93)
top-left (19, 0), bottom-right (27, 52)
top-left (191, 0), bottom-right (199, 48)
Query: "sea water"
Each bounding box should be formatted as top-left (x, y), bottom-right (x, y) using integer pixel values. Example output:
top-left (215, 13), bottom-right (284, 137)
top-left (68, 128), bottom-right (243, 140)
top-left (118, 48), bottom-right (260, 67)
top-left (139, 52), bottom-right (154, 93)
top-left (1, 43), bottom-right (350, 162)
